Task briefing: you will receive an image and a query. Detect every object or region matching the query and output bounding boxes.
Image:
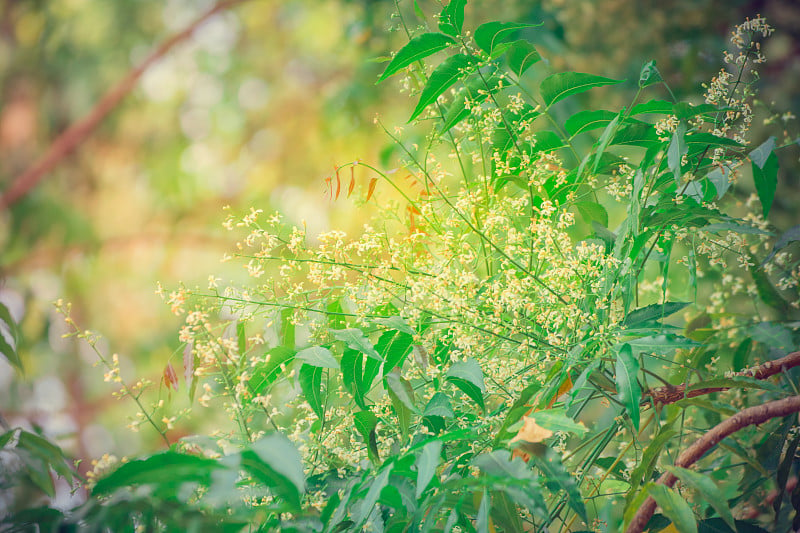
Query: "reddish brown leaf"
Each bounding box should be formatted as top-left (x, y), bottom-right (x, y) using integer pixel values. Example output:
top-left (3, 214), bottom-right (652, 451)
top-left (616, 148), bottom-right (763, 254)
top-left (335, 167), bottom-right (341, 200)
top-left (348, 165), bottom-right (355, 197)
top-left (164, 362), bottom-right (179, 391)
top-left (366, 177), bottom-right (378, 201)
top-left (183, 342), bottom-right (194, 384)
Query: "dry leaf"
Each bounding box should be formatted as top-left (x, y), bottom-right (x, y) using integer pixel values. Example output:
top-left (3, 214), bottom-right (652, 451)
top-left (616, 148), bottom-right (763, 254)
top-left (511, 416), bottom-right (553, 444)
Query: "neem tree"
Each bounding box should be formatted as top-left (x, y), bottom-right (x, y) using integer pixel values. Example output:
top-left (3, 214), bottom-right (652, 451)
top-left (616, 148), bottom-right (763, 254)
top-left (2, 1), bottom-right (800, 532)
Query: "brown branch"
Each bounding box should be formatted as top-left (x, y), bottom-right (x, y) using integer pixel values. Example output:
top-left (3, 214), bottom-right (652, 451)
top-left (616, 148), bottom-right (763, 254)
top-left (0, 0), bottom-right (249, 210)
top-left (643, 350), bottom-right (800, 406)
top-left (625, 394), bottom-right (800, 533)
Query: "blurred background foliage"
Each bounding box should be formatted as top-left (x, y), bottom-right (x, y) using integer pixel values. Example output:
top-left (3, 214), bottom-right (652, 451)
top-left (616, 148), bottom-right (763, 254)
top-left (0, 0), bottom-right (798, 514)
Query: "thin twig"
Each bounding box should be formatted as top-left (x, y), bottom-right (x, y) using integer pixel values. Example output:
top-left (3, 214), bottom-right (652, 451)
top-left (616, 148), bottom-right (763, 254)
top-left (0, 0), bottom-right (249, 209)
top-left (626, 395), bottom-right (800, 533)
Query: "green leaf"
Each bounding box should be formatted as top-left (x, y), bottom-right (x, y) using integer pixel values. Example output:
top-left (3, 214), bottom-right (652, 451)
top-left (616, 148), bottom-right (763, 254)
top-left (630, 99), bottom-right (673, 115)
top-left (749, 136), bottom-right (776, 167)
top-left (624, 302), bottom-right (689, 327)
top-left (575, 201), bottom-right (609, 227)
top-left (423, 392), bottom-right (455, 418)
top-left (353, 411), bottom-right (380, 464)
top-left (446, 358), bottom-right (486, 410)
top-left (530, 408), bottom-right (588, 437)
top-left (385, 370), bottom-right (417, 412)
top-left (646, 483), bottom-right (698, 533)
top-left (668, 122), bottom-right (688, 183)
top-left (353, 464), bottom-right (394, 529)
top-left (627, 427), bottom-right (677, 505)
top-left (373, 315), bottom-right (415, 335)
top-left (611, 122), bottom-right (660, 148)
top-left (243, 433), bottom-right (305, 511)
top-left (666, 466), bottom-right (736, 531)
top-left (476, 489), bottom-right (490, 533)
top-left (506, 39), bottom-right (541, 76)
top-left (296, 346), bottom-right (339, 368)
top-left (409, 54), bottom-right (479, 122)
top-left (474, 22), bottom-right (541, 56)
top-left (639, 60), bottom-right (664, 88)
top-left (332, 328), bottom-right (383, 361)
top-left (378, 33), bottom-right (455, 82)
top-left (439, 72), bottom-right (503, 134)
top-left (415, 440), bottom-right (442, 498)
top-left (247, 346), bottom-right (296, 396)
top-left (747, 259), bottom-right (790, 313)
top-left (438, 0), bottom-right (466, 37)
top-left (341, 349), bottom-right (370, 408)
top-left (764, 224), bottom-right (800, 263)
top-left (540, 72), bottom-right (624, 108)
top-left (16, 431), bottom-right (73, 484)
top-left (530, 446), bottom-right (588, 521)
top-left (616, 344), bottom-right (641, 431)
top-left (0, 327), bottom-right (21, 373)
top-left (92, 452), bottom-right (221, 496)
top-left (299, 364), bottom-right (325, 419)
top-left (0, 301), bottom-right (18, 343)
top-left (622, 334), bottom-right (699, 356)
top-left (378, 329), bottom-right (414, 375)
top-left (751, 150), bottom-right (778, 218)
top-left (564, 109), bottom-right (618, 137)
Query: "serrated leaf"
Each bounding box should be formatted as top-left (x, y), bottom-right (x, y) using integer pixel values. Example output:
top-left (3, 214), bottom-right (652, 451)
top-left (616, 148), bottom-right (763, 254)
top-left (299, 364), bottom-right (325, 418)
top-left (750, 136), bottom-right (776, 167)
top-left (373, 315), bottom-right (415, 335)
top-left (639, 60), bottom-right (664, 88)
top-left (541, 72), bottom-right (624, 108)
top-left (627, 427), bottom-right (677, 505)
top-left (446, 358), bottom-right (486, 410)
top-left (248, 346), bottom-right (295, 395)
top-left (296, 346), bottom-right (339, 368)
top-left (423, 392), bottom-right (455, 418)
top-left (506, 39), bottom-right (541, 76)
top-left (611, 122), bottom-right (660, 147)
top-left (529, 408), bottom-right (588, 436)
top-left (646, 483), bottom-right (698, 533)
top-left (416, 440), bottom-right (442, 498)
top-left (385, 370), bottom-right (417, 412)
top-left (668, 122), bottom-right (687, 183)
top-left (624, 302), bottom-right (689, 327)
top-left (0, 302), bottom-right (18, 343)
top-left (630, 99), bottom-right (673, 115)
top-left (409, 54), bottom-right (479, 122)
top-left (623, 334), bottom-right (699, 356)
top-left (341, 348), bottom-right (367, 408)
top-left (93, 452), bottom-right (221, 496)
top-left (379, 33), bottom-right (455, 82)
top-left (332, 328), bottom-right (383, 361)
top-left (243, 433), bottom-right (305, 511)
top-left (0, 327), bottom-right (21, 373)
top-left (575, 201), bottom-right (609, 227)
top-left (752, 151), bottom-right (778, 218)
top-left (616, 344), bottom-right (641, 431)
top-left (378, 330), bottom-right (414, 375)
top-left (565, 109), bottom-right (618, 137)
top-left (764, 224), bottom-right (800, 263)
top-left (353, 464), bottom-right (394, 529)
top-left (439, 72), bottom-right (502, 134)
top-left (474, 22), bottom-right (541, 56)
top-left (529, 446), bottom-right (588, 521)
top-left (476, 489), bottom-right (490, 533)
top-left (438, 0), bottom-right (466, 37)
top-left (353, 411), bottom-right (380, 464)
top-left (666, 466), bottom-right (736, 531)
